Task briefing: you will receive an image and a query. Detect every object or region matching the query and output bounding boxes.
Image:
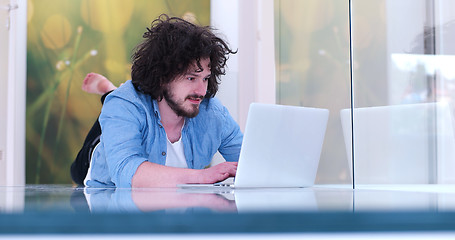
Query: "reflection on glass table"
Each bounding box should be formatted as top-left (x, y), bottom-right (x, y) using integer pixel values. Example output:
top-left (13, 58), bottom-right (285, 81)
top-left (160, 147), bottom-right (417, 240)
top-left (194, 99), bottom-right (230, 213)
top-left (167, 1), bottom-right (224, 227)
top-left (0, 185), bottom-right (355, 214)
top-left (4, 185), bottom-right (455, 214)
top-left (86, 187), bottom-right (237, 214)
top-left (81, 187), bottom-right (348, 214)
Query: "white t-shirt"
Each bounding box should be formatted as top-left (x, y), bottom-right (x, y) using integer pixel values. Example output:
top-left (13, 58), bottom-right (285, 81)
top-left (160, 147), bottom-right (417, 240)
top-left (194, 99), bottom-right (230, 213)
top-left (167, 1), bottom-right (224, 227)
top-left (165, 137), bottom-right (188, 168)
top-left (84, 132), bottom-right (188, 186)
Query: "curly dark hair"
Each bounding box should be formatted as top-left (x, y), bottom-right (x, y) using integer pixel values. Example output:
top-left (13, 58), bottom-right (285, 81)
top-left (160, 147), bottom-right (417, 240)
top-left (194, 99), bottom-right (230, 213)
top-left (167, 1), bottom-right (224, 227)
top-left (131, 14), bottom-right (236, 100)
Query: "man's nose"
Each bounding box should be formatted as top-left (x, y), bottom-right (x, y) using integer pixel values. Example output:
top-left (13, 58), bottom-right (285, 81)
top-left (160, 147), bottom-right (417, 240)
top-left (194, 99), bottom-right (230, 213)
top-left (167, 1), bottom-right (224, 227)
top-left (194, 79), bottom-right (208, 96)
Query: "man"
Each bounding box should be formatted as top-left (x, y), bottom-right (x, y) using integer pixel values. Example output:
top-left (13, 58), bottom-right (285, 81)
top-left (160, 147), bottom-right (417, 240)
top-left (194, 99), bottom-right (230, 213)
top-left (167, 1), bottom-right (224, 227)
top-left (72, 14), bottom-right (243, 188)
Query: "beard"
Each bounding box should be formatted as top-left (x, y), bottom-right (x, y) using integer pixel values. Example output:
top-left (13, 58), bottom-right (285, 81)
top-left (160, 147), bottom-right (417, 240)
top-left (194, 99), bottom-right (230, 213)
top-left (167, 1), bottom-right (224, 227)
top-left (163, 88), bottom-right (204, 118)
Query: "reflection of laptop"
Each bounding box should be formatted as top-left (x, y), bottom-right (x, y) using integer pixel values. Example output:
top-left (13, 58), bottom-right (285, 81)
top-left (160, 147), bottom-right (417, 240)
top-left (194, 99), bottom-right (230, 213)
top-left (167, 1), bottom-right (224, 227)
top-left (179, 103), bottom-right (329, 188)
top-left (234, 188), bottom-right (318, 212)
top-left (340, 102), bottom-right (455, 184)
top-left (176, 188), bottom-right (319, 213)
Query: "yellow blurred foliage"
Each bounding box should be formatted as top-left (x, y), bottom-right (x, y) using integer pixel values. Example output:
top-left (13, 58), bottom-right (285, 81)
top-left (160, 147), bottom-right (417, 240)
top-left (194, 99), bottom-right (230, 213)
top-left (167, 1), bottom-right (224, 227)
top-left (104, 58), bottom-right (125, 77)
top-left (40, 14), bottom-right (72, 49)
top-left (80, 0), bottom-right (134, 34)
top-left (182, 12), bottom-right (197, 24)
top-left (27, 0), bottom-right (34, 23)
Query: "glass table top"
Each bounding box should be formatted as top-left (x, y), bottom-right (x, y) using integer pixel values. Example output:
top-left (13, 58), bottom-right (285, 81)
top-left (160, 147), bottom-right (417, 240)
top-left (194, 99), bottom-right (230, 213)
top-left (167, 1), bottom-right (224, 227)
top-left (3, 184), bottom-right (455, 213)
top-left (1, 184), bottom-right (455, 234)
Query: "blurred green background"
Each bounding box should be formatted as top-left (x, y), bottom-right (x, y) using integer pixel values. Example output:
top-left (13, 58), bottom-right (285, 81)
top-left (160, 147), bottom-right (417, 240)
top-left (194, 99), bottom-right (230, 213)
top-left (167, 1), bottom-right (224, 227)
top-left (26, 0), bottom-right (210, 184)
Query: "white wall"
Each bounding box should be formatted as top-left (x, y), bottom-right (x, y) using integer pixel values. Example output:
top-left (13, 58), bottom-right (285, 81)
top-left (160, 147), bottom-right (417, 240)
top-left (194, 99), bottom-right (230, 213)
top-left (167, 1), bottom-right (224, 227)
top-left (211, 0), bottom-right (276, 131)
top-left (0, 0), bottom-right (26, 186)
top-left (210, 0), bottom-right (240, 122)
top-left (0, 0), bottom-right (9, 185)
top-left (210, 0), bottom-right (275, 165)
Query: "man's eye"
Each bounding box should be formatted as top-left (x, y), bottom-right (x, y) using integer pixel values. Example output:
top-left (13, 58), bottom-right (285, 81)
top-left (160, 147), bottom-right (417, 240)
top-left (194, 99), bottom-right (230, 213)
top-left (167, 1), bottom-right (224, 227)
top-left (187, 77), bottom-right (195, 81)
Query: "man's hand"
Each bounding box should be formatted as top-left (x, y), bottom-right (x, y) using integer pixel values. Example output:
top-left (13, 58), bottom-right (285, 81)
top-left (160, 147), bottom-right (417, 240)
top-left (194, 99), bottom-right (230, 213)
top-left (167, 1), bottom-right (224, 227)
top-left (198, 162), bottom-right (237, 184)
top-left (132, 161), bottom-right (238, 188)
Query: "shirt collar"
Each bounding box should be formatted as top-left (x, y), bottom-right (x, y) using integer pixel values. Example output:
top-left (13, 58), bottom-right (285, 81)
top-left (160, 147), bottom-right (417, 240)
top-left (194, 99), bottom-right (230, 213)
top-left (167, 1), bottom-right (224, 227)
top-left (151, 99), bottom-right (163, 123)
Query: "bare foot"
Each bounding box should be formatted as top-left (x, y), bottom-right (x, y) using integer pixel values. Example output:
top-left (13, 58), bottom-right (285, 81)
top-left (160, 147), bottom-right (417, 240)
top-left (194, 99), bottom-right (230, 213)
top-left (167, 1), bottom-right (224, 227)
top-left (82, 73), bottom-right (117, 95)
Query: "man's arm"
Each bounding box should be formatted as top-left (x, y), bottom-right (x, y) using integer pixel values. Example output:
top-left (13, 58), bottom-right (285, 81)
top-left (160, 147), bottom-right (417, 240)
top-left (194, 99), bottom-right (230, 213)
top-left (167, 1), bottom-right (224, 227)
top-left (131, 161), bottom-right (237, 188)
top-left (218, 104), bottom-right (243, 162)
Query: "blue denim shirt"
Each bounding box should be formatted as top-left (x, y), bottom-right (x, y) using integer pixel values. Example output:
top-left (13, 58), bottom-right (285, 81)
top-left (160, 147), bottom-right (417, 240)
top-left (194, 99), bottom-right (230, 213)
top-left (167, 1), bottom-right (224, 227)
top-left (86, 80), bottom-right (243, 188)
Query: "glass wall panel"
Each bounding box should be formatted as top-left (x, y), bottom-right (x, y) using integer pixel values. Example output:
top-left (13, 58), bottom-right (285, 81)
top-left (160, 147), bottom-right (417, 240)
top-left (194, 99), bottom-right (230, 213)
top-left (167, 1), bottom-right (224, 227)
top-left (351, 0), bottom-right (455, 184)
top-left (275, 0), bottom-right (351, 184)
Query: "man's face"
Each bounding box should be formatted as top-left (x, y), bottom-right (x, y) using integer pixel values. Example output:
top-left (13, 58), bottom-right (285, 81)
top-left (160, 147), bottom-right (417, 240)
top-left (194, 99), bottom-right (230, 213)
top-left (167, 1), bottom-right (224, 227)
top-left (163, 58), bottom-right (211, 118)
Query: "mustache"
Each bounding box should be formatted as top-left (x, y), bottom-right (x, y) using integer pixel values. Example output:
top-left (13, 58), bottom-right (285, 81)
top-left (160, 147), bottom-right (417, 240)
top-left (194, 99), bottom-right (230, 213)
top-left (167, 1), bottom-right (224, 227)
top-left (186, 94), bottom-right (204, 100)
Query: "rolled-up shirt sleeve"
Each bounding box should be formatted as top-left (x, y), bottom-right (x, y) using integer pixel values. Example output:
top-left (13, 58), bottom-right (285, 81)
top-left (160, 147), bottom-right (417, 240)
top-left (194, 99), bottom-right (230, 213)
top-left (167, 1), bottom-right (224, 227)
top-left (99, 95), bottom-right (149, 188)
top-left (218, 104), bottom-right (243, 162)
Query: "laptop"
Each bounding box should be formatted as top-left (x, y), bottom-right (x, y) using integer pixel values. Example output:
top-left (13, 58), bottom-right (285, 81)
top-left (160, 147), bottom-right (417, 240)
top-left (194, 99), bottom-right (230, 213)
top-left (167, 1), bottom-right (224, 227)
top-left (340, 102), bottom-right (455, 184)
top-left (179, 103), bottom-right (329, 189)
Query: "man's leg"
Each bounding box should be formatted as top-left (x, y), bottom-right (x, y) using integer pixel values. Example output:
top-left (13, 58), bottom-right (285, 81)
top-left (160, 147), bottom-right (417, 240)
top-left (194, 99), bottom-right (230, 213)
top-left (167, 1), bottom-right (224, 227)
top-left (82, 73), bottom-right (117, 95)
top-left (70, 119), bottom-right (101, 186)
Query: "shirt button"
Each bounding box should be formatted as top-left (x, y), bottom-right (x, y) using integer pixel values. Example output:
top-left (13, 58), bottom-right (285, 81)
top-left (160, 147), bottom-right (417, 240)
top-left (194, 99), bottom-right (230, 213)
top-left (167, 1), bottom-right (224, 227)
top-left (162, 151), bottom-right (166, 156)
